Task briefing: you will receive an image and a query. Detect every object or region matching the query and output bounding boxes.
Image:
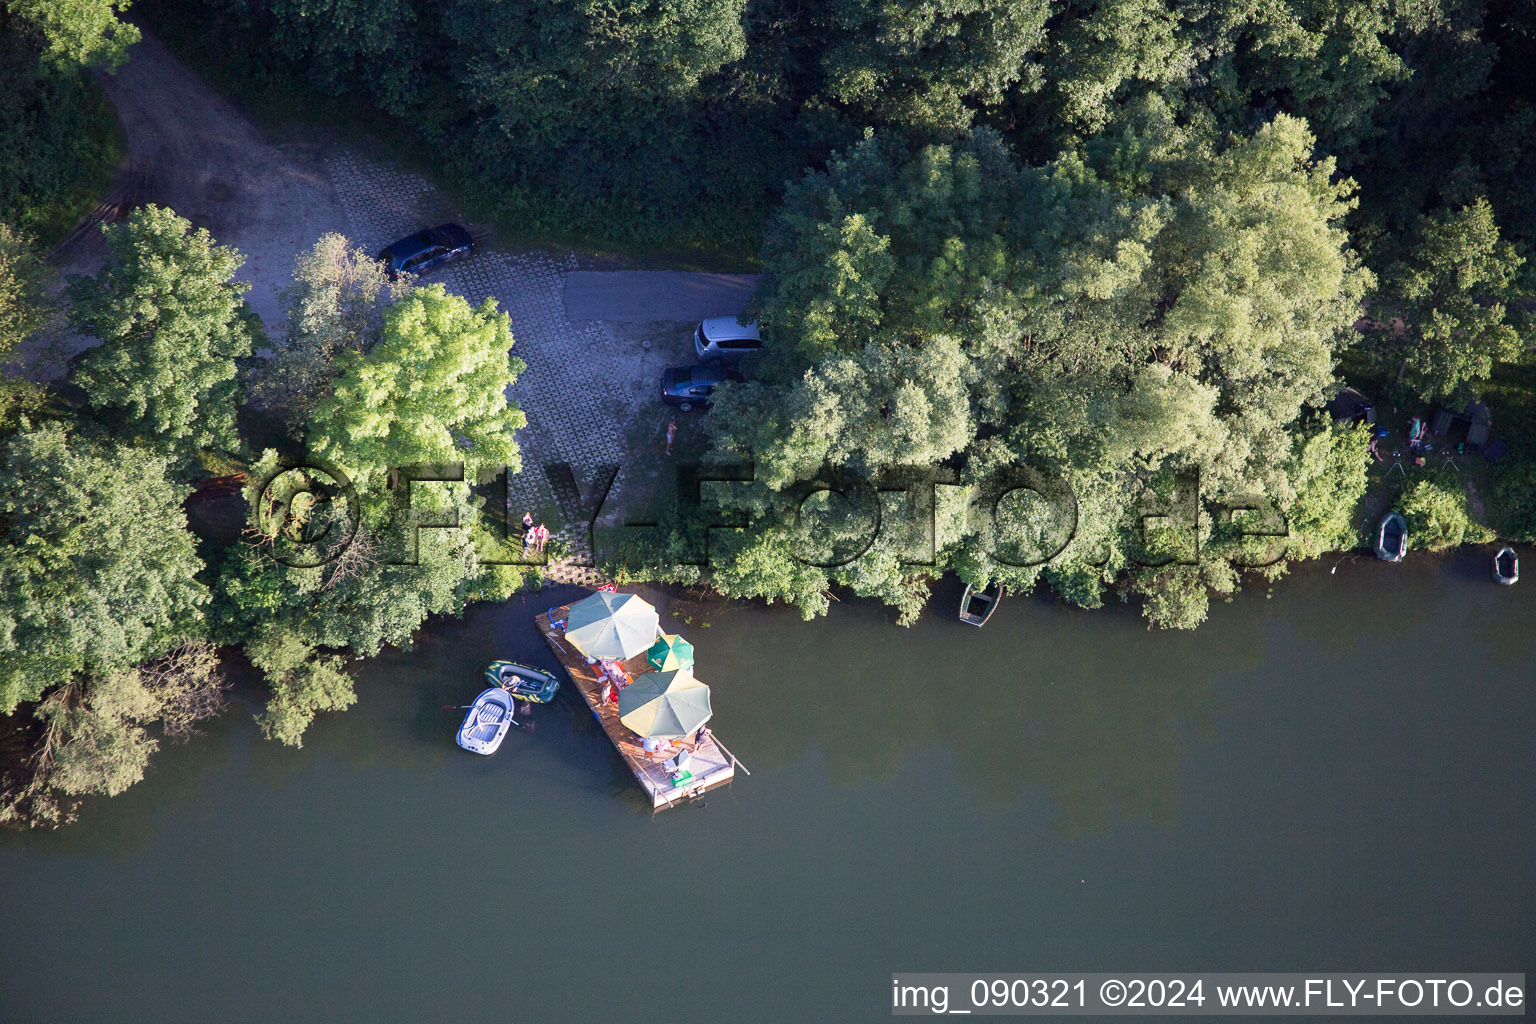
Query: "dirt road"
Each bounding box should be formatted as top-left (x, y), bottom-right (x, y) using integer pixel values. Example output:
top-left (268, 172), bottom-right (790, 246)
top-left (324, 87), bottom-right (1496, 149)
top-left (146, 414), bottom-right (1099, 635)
top-left (66, 31), bottom-right (348, 329)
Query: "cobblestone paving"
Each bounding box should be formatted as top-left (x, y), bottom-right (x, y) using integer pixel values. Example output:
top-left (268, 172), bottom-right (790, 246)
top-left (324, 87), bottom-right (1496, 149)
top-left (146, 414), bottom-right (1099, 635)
top-left (326, 154), bottom-right (635, 586)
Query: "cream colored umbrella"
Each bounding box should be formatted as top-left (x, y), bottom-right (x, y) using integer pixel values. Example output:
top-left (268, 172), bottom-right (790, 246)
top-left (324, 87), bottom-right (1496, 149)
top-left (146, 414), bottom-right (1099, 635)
top-left (564, 591), bottom-right (659, 661)
top-left (618, 670), bottom-right (712, 740)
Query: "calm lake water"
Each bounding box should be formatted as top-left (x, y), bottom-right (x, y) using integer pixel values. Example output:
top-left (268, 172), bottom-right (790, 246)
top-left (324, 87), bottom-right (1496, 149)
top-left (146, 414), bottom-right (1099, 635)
top-left (2, 555), bottom-right (1532, 1022)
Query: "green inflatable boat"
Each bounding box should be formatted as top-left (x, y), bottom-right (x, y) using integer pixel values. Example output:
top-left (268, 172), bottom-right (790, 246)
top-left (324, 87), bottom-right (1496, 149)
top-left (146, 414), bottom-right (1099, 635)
top-left (484, 661), bottom-right (560, 703)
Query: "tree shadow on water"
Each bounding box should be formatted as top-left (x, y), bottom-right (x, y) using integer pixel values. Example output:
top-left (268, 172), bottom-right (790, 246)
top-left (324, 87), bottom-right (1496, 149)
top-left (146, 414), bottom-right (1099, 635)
top-left (685, 579), bottom-right (1263, 837)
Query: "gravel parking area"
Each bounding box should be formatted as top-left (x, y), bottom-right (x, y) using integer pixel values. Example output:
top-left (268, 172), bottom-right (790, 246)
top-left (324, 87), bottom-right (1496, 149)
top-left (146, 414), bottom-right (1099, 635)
top-left (38, 32), bottom-right (756, 583)
top-left (326, 156), bottom-right (641, 579)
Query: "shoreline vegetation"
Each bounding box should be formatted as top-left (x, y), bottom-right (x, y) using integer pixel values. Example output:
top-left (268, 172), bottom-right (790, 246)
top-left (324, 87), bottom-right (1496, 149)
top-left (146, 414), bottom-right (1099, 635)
top-left (3, 0), bottom-right (1535, 827)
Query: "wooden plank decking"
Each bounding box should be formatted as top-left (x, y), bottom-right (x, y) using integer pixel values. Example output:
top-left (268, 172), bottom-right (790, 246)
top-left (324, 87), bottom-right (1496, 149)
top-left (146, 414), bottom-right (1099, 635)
top-left (537, 606), bottom-right (736, 810)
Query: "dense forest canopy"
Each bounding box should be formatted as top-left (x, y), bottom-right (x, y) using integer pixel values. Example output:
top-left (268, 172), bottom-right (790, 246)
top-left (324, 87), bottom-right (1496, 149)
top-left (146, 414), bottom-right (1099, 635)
top-left (680, 115), bottom-right (1381, 627)
top-left (130, 0), bottom-right (1536, 261)
top-left (2, 0), bottom-right (1534, 822)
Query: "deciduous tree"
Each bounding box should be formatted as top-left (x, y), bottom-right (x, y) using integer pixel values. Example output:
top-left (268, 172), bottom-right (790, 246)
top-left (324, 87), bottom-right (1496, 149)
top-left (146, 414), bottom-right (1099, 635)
top-left (1363, 198), bottom-right (1525, 402)
top-left (6, 0), bottom-right (140, 69)
top-left (0, 222), bottom-right (50, 425)
top-left (307, 283), bottom-right (525, 510)
top-left (819, 0), bottom-right (1048, 134)
top-left (0, 423), bottom-right (206, 713)
top-left (253, 232), bottom-right (409, 433)
top-left (245, 629), bottom-right (355, 748)
top-left (68, 206), bottom-right (260, 470)
top-left (705, 118), bottom-right (1367, 627)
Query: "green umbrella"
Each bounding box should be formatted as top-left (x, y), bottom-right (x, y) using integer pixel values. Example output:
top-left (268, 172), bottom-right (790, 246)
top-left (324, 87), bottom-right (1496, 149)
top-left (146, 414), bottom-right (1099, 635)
top-left (619, 670), bottom-right (712, 740)
top-left (646, 633), bottom-right (694, 671)
top-left (564, 591), bottom-right (659, 661)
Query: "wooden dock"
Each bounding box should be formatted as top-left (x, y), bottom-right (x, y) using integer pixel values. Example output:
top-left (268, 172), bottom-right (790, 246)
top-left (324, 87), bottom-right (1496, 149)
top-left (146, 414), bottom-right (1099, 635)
top-left (537, 606), bottom-right (737, 811)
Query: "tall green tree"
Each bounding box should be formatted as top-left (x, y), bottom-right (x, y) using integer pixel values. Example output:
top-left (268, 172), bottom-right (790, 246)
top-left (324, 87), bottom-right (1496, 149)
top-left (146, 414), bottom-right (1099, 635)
top-left (68, 206), bottom-right (260, 471)
top-left (263, 0), bottom-right (420, 102)
top-left (3, 641), bottom-right (226, 826)
top-left (37, 669), bottom-right (162, 798)
top-left (0, 422), bottom-right (206, 713)
top-left (218, 281), bottom-right (529, 747)
top-left (6, 0), bottom-right (139, 68)
top-left (1362, 198), bottom-right (1525, 402)
top-left (307, 282), bottom-right (526, 507)
top-left (705, 117), bottom-right (1366, 628)
top-left (252, 232), bottom-right (409, 434)
top-left (441, 0), bottom-right (753, 243)
top-left (1, 0), bottom-right (135, 234)
top-left (1021, 0), bottom-right (1420, 151)
top-left (819, 0), bottom-right (1049, 134)
top-left (0, 222), bottom-right (51, 426)
top-left (244, 629), bottom-right (355, 747)
top-left (446, 0), bottom-right (748, 176)
top-left (1130, 111), bottom-right (1370, 495)
top-left (0, 222), bottom-right (50, 358)
top-left (1281, 419), bottom-right (1372, 560)
top-left (449, 0), bottom-right (748, 150)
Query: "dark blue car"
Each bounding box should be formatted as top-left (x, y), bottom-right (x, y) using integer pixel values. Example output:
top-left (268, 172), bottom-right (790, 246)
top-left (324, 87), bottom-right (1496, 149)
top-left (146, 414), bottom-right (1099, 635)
top-left (661, 363), bottom-right (742, 411)
top-left (376, 224), bottom-right (474, 278)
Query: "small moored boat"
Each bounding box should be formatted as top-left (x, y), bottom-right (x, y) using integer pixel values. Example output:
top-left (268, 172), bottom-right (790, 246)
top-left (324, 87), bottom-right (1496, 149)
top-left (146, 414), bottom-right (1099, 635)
top-left (959, 581), bottom-right (1003, 626)
top-left (1375, 512), bottom-right (1407, 562)
top-left (457, 688), bottom-right (516, 755)
top-left (484, 661), bottom-right (560, 703)
top-left (1493, 546), bottom-right (1519, 585)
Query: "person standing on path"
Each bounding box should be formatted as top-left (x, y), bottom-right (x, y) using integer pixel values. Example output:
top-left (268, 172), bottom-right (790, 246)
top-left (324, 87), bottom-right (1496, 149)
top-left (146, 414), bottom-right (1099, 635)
top-left (665, 420), bottom-right (677, 456)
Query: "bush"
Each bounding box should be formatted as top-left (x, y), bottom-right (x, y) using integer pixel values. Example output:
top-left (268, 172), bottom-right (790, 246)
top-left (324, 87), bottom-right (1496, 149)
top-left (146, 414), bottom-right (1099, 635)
top-left (1490, 458), bottom-right (1536, 543)
top-left (0, 35), bottom-right (126, 243)
top-left (1396, 473), bottom-right (1495, 552)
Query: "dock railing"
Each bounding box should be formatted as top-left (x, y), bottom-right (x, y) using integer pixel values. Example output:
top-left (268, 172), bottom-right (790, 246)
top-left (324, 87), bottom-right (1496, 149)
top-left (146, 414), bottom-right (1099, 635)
top-left (708, 735), bottom-right (750, 776)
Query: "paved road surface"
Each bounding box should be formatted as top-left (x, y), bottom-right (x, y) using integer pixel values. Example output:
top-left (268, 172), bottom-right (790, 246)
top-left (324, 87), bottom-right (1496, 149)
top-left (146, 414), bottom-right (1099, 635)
top-left (563, 271), bottom-right (756, 321)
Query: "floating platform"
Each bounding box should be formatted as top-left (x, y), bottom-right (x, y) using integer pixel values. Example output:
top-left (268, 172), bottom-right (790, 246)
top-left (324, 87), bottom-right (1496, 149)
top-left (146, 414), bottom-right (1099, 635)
top-left (537, 606), bottom-right (737, 811)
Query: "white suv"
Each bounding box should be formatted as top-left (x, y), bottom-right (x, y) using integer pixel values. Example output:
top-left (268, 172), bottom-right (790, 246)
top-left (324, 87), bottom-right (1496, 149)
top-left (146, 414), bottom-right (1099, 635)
top-left (694, 317), bottom-right (761, 363)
